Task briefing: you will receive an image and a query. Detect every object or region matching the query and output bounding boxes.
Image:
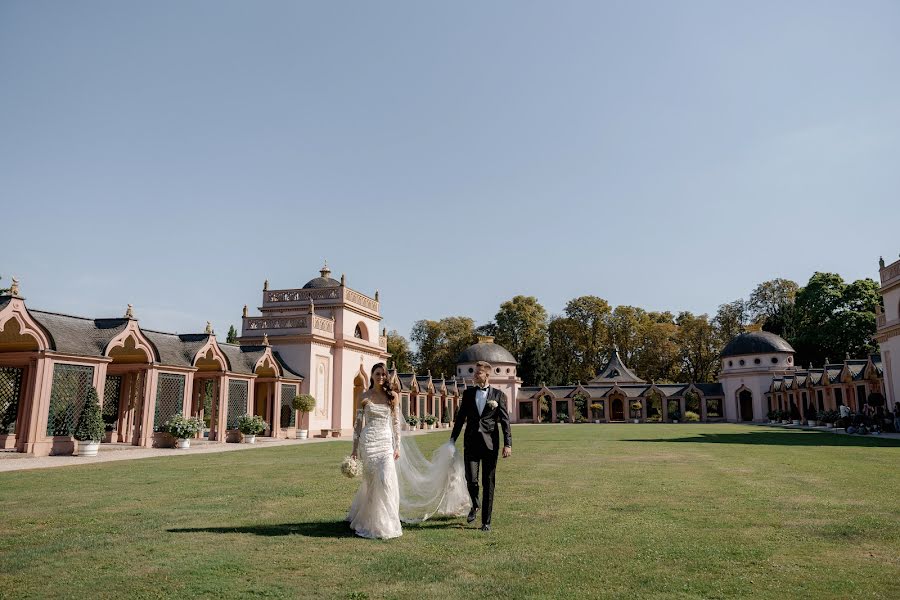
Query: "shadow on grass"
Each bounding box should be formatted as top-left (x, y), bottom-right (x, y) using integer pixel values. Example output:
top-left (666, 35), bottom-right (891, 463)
top-left (168, 520), bottom-right (354, 538)
top-left (624, 431), bottom-right (900, 447)
top-left (169, 516), bottom-right (473, 538)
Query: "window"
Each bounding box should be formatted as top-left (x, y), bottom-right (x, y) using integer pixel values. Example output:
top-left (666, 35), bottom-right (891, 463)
top-left (834, 388), bottom-right (843, 406)
top-left (754, 358), bottom-right (761, 365)
top-left (739, 359), bottom-right (745, 366)
top-left (771, 357), bottom-right (778, 364)
top-left (728, 361), bottom-right (733, 367)
top-left (468, 367), bottom-right (473, 373)
top-left (495, 368), bottom-right (500, 374)
top-left (354, 325), bottom-right (363, 339)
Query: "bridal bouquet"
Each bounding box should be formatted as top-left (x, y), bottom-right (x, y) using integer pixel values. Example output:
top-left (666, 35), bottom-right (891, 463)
top-left (341, 455), bottom-right (360, 478)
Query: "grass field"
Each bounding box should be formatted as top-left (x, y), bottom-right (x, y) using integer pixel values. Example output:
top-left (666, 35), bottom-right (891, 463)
top-left (1, 424), bottom-right (899, 599)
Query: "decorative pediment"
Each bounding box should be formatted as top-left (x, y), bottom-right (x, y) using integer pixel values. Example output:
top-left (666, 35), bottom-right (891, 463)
top-left (104, 320), bottom-right (156, 364)
top-left (0, 297), bottom-right (52, 352)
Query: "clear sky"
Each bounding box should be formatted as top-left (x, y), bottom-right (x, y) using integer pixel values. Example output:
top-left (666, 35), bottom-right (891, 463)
top-left (2, 1), bottom-right (898, 341)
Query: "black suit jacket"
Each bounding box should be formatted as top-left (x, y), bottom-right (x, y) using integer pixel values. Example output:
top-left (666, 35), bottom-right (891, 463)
top-left (451, 386), bottom-right (512, 454)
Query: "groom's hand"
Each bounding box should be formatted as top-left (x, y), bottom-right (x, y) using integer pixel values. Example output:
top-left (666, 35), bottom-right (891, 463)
top-left (502, 446), bottom-right (511, 458)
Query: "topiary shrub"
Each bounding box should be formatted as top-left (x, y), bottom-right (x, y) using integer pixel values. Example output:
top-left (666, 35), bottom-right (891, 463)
top-left (73, 387), bottom-right (103, 442)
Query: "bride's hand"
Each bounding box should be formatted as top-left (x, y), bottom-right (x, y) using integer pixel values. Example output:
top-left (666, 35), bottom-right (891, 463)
top-left (394, 449), bottom-right (400, 461)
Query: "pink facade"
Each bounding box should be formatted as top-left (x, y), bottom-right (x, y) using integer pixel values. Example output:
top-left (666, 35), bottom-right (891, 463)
top-left (0, 288), bottom-right (302, 456)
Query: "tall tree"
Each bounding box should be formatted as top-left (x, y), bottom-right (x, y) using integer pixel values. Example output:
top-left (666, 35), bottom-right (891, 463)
top-left (748, 278), bottom-right (798, 336)
top-left (410, 316), bottom-right (476, 378)
top-left (563, 295), bottom-right (612, 380)
top-left (606, 305), bottom-right (647, 363)
top-left (547, 316), bottom-right (583, 385)
top-left (675, 312), bottom-right (720, 383)
top-left (713, 299), bottom-right (748, 345)
top-left (494, 295), bottom-right (548, 359)
top-left (386, 330), bottom-right (413, 373)
top-left (631, 315), bottom-right (680, 383)
top-left (790, 273), bottom-right (880, 366)
top-left (226, 325), bottom-right (238, 344)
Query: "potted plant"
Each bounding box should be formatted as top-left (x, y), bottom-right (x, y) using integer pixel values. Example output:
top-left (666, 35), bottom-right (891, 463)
top-left (424, 414), bottom-right (437, 429)
top-left (557, 412), bottom-right (569, 424)
top-left (292, 394), bottom-right (316, 439)
top-left (405, 415), bottom-right (419, 429)
top-left (441, 411), bottom-right (450, 428)
top-left (238, 414), bottom-right (267, 443)
top-left (806, 403), bottom-right (818, 427)
top-left (590, 403), bottom-right (603, 423)
top-left (164, 414), bottom-right (203, 449)
top-left (789, 403), bottom-right (801, 426)
top-left (630, 401), bottom-right (642, 424)
top-left (669, 409), bottom-right (682, 424)
top-left (767, 410), bottom-right (777, 424)
top-left (74, 387), bottom-right (104, 457)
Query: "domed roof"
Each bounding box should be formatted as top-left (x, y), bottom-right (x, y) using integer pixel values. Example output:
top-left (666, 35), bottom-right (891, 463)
top-left (457, 336), bottom-right (516, 365)
top-left (303, 263), bottom-right (341, 289)
top-left (721, 331), bottom-right (794, 357)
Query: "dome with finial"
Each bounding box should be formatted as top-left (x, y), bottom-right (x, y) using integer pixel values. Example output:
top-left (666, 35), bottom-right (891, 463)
top-left (721, 331), bottom-right (794, 357)
top-left (302, 261), bottom-right (341, 289)
top-left (457, 336), bottom-right (516, 365)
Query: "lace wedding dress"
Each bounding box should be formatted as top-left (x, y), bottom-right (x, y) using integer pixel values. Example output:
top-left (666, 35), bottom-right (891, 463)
top-left (347, 402), bottom-right (403, 539)
top-left (347, 402), bottom-right (470, 539)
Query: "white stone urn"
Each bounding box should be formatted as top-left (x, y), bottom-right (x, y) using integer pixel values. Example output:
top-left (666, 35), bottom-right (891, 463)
top-left (78, 441), bottom-right (100, 456)
top-left (296, 429), bottom-right (308, 440)
top-left (807, 420), bottom-right (816, 427)
top-left (672, 420), bottom-right (679, 424)
top-left (244, 434), bottom-right (256, 444)
top-left (176, 438), bottom-right (191, 449)
top-left (633, 418), bottom-right (639, 424)
top-left (594, 420), bottom-right (600, 424)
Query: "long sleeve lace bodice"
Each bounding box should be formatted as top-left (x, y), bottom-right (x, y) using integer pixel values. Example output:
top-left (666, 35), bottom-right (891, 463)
top-left (347, 401), bottom-right (403, 539)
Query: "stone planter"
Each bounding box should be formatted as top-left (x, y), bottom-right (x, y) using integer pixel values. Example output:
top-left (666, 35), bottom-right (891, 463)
top-left (672, 420), bottom-right (679, 424)
top-left (175, 438), bottom-right (191, 449)
top-left (792, 420), bottom-right (801, 426)
top-left (807, 420), bottom-right (816, 427)
top-left (633, 419), bottom-right (639, 424)
top-left (594, 420), bottom-right (600, 424)
top-left (78, 440), bottom-right (100, 457)
top-left (296, 429), bottom-right (308, 440)
top-left (244, 434), bottom-right (256, 444)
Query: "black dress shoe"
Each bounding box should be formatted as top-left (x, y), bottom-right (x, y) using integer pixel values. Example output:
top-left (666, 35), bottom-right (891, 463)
top-left (467, 507), bottom-right (479, 523)
top-left (480, 524), bottom-right (491, 532)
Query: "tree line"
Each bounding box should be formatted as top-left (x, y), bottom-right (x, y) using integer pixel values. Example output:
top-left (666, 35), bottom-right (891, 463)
top-left (386, 272), bottom-right (881, 386)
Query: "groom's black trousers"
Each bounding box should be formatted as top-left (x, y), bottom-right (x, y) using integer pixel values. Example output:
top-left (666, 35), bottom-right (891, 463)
top-left (464, 448), bottom-right (498, 526)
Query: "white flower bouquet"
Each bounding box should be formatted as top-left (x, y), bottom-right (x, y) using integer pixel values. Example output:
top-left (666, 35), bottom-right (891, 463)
top-left (341, 455), bottom-right (361, 478)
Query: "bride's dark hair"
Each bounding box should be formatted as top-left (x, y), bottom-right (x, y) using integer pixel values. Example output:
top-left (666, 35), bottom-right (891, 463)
top-left (368, 362), bottom-right (397, 411)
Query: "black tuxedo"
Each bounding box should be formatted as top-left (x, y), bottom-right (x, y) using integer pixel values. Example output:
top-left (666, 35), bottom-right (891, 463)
top-left (450, 385), bottom-right (511, 526)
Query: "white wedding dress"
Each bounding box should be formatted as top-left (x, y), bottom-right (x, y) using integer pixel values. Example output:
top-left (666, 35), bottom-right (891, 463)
top-left (347, 402), bottom-right (470, 539)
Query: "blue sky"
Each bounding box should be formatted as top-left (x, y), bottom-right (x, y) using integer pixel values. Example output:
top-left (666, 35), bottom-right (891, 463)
top-left (2, 1), bottom-right (898, 341)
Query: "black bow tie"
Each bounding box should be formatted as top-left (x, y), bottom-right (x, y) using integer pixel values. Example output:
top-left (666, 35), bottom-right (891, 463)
top-left (476, 386), bottom-right (487, 391)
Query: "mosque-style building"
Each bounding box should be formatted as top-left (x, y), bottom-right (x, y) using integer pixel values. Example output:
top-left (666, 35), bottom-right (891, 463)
top-left (1, 256), bottom-right (897, 456)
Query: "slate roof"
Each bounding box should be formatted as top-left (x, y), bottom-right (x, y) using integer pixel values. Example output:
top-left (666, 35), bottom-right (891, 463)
top-left (29, 310), bottom-right (131, 357)
top-left (457, 340), bottom-right (517, 365)
top-left (721, 331), bottom-right (794, 357)
top-left (845, 360), bottom-right (867, 381)
top-left (870, 354), bottom-right (883, 376)
top-left (589, 348), bottom-right (646, 384)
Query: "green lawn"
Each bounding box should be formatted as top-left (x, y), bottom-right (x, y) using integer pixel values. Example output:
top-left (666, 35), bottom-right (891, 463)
top-left (1, 425), bottom-right (899, 600)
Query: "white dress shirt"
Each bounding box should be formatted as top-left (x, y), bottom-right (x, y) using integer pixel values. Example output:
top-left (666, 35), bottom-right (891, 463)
top-left (475, 386), bottom-right (489, 414)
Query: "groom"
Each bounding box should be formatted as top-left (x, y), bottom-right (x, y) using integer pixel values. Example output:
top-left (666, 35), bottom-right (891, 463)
top-left (450, 360), bottom-right (512, 531)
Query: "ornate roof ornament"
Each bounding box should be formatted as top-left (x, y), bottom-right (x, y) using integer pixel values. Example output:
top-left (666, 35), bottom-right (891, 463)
top-left (263, 333), bottom-right (270, 346)
top-left (125, 304), bottom-right (135, 319)
top-left (320, 260), bottom-right (331, 279)
top-left (9, 277), bottom-right (20, 297)
top-left (242, 304), bottom-right (248, 317)
top-left (880, 256), bottom-right (886, 269)
top-left (309, 298), bottom-right (315, 314)
top-left (263, 279), bottom-right (269, 291)
top-left (375, 290), bottom-right (379, 302)
top-left (205, 321), bottom-right (213, 335)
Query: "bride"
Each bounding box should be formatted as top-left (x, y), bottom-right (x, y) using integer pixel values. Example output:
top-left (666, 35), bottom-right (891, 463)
top-left (347, 363), bottom-right (468, 539)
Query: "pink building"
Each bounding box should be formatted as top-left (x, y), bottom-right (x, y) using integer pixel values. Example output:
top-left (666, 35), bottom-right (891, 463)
top-left (0, 280), bottom-right (302, 456)
top-left (238, 264), bottom-right (390, 436)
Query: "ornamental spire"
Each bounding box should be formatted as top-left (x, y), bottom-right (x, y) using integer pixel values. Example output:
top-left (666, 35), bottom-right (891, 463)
top-left (320, 260), bottom-right (331, 279)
